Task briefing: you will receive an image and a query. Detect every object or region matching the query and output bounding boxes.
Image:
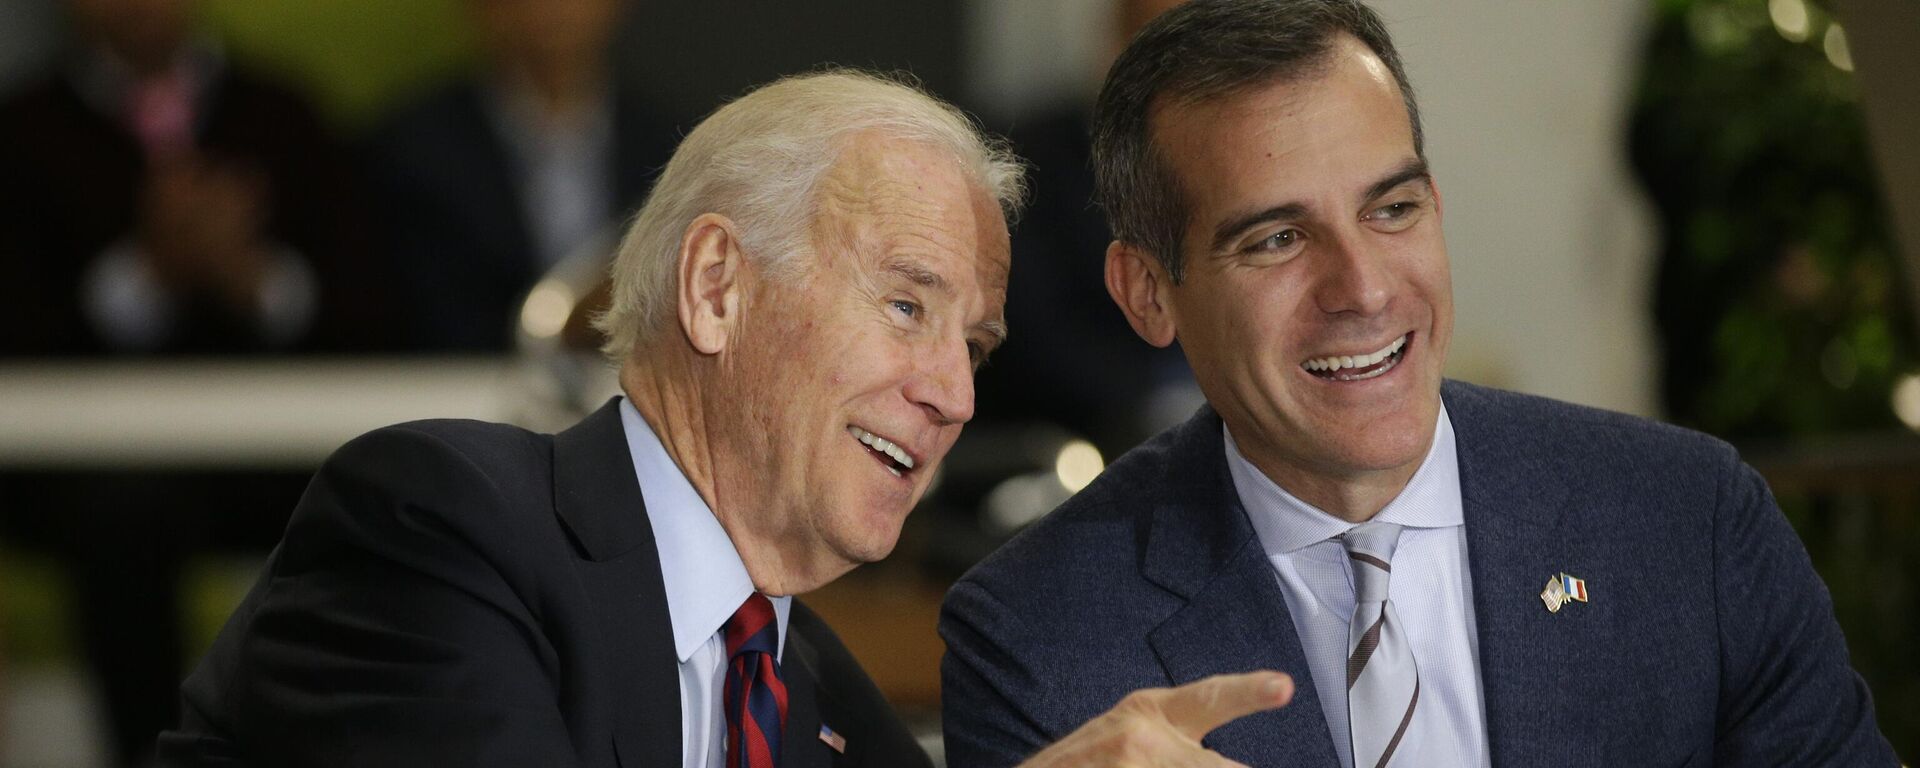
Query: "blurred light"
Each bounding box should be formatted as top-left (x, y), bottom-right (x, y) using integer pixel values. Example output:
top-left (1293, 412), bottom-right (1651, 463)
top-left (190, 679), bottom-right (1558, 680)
top-left (1819, 338), bottom-right (1858, 390)
top-left (520, 280), bottom-right (576, 340)
top-left (984, 472), bottom-right (1068, 534)
top-left (1769, 0), bottom-right (1810, 42)
top-left (1054, 440), bottom-right (1105, 492)
top-left (1824, 23), bottom-right (1854, 71)
top-left (1893, 374), bottom-right (1920, 432)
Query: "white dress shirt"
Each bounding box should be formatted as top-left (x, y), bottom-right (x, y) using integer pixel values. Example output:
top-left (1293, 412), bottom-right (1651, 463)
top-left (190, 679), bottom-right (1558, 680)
top-left (620, 399), bottom-right (792, 768)
top-left (1226, 406), bottom-right (1491, 768)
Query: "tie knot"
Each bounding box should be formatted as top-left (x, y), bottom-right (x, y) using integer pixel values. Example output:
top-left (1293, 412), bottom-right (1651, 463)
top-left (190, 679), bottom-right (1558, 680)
top-left (1341, 520), bottom-right (1403, 603)
top-left (725, 592), bottom-right (779, 659)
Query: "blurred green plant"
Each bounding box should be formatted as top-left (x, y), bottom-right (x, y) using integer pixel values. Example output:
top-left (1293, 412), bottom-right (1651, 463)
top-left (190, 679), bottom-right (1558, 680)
top-left (1630, 0), bottom-right (1918, 757)
top-left (1632, 0), bottom-right (1915, 440)
top-left (200, 0), bottom-right (478, 132)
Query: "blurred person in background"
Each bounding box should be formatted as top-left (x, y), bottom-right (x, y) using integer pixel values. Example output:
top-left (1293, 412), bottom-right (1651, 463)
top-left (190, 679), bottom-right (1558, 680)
top-left (0, 0), bottom-right (383, 356)
top-left (975, 0), bottom-right (1193, 456)
top-left (0, 0), bottom-right (384, 763)
top-left (363, 0), bottom-right (678, 352)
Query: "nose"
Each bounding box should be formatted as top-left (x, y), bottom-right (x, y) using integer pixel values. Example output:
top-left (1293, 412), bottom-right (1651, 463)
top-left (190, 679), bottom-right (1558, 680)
top-left (1311, 231), bottom-right (1392, 317)
top-left (906, 337), bottom-right (976, 426)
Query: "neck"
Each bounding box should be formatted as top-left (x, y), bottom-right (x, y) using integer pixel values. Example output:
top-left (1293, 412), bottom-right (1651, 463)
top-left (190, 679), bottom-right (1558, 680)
top-left (1232, 427), bottom-right (1430, 524)
top-left (1267, 461), bottom-right (1418, 523)
top-left (621, 353), bottom-right (850, 597)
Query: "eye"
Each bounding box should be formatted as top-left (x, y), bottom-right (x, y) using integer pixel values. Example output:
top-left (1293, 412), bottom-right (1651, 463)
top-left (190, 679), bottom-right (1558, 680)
top-left (890, 299), bottom-right (920, 319)
top-left (1375, 202), bottom-right (1413, 219)
top-left (1240, 227), bottom-right (1306, 264)
top-left (967, 340), bottom-right (987, 368)
top-left (1254, 229), bottom-right (1301, 252)
top-left (1365, 201), bottom-right (1422, 231)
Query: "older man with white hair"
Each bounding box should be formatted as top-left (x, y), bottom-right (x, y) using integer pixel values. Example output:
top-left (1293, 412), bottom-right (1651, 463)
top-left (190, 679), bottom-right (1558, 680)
top-left (156, 69), bottom-right (1015, 767)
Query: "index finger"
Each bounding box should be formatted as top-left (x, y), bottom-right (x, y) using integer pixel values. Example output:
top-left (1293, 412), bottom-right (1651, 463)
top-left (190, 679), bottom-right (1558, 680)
top-left (1159, 670), bottom-right (1295, 739)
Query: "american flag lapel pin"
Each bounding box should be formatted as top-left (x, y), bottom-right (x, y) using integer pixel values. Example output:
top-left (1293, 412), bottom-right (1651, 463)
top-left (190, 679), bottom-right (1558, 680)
top-left (818, 723), bottom-right (847, 754)
top-left (1540, 575), bottom-right (1566, 613)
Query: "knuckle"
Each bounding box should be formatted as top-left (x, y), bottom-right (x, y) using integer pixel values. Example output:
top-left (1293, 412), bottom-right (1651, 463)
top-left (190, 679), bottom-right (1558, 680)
top-left (1116, 689), bottom-right (1158, 715)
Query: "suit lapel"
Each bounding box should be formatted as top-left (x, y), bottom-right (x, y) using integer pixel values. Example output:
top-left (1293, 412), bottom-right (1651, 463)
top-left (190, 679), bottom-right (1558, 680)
top-left (778, 632), bottom-right (830, 768)
top-left (1445, 382), bottom-right (1586, 768)
top-left (1142, 410), bottom-right (1342, 766)
top-left (553, 399), bottom-right (683, 768)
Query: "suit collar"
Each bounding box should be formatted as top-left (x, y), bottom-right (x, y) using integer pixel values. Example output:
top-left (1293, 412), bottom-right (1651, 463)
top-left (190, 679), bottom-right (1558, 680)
top-left (553, 398), bottom-right (655, 561)
top-left (778, 630), bottom-right (830, 768)
top-left (1139, 406), bottom-right (1342, 764)
top-left (555, 399), bottom-right (683, 767)
top-left (1443, 380), bottom-right (1574, 532)
top-left (1444, 380), bottom-right (1587, 767)
top-left (1138, 406), bottom-right (1253, 600)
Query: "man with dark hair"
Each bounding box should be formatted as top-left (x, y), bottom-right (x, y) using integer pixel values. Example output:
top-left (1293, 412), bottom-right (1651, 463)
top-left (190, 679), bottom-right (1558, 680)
top-left (941, 0), bottom-right (1898, 766)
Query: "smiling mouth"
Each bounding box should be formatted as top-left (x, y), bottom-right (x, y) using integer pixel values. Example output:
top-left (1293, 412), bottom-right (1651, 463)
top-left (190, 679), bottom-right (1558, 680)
top-left (848, 425), bottom-right (917, 477)
top-left (1301, 333), bottom-right (1409, 382)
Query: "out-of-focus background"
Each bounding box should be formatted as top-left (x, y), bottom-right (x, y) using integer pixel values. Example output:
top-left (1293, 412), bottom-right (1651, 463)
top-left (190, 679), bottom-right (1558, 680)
top-left (0, 0), bottom-right (1914, 764)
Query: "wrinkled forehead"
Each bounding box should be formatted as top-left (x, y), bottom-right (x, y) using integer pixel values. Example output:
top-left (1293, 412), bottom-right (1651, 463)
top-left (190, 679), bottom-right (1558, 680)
top-left (813, 134), bottom-right (1011, 287)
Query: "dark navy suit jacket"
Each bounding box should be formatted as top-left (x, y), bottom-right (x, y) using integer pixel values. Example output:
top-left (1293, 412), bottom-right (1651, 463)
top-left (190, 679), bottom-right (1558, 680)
top-left (941, 381), bottom-right (1896, 766)
top-left (159, 400), bottom-right (930, 767)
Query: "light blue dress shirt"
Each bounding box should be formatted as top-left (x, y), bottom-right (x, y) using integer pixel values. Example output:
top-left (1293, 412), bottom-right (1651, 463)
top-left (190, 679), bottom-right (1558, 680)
top-left (619, 398), bottom-right (792, 768)
top-left (1225, 405), bottom-right (1491, 768)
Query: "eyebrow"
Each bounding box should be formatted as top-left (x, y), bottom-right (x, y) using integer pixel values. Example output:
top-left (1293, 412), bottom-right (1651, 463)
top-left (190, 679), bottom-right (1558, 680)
top-left (1207, 158), bottom-right (1433, 254)
top-left (886, 260), bottom-right (952, 295)
top-left (979, 319), bottom-right (1009, 348)
top-left (885, 258), bottom-right (1008, 345)
top-left (1362, 158), bottom-right (1432, 206)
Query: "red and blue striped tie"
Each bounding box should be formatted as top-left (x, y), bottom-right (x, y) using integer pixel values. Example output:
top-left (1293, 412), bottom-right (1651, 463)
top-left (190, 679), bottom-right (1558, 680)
top-left (724, 593), bottom-right (787, 768)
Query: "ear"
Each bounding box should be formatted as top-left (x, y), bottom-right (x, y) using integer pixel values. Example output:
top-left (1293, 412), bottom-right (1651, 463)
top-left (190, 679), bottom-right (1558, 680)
top-left (1104, 240), bottom-right (1178, 348)
top-left (1429, 175), bottom-right (1445, 220)
top-left (677, 213), bottom-right (747, 355)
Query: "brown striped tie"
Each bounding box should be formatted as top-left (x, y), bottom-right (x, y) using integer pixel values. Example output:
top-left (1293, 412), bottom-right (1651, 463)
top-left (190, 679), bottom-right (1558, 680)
top-left (1343, 521), bottom-right (1418, 768)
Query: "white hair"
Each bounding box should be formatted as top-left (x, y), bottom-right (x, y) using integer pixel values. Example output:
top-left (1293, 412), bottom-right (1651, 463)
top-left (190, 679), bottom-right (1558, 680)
top-left (594, 69), bottom-right (1028, 362)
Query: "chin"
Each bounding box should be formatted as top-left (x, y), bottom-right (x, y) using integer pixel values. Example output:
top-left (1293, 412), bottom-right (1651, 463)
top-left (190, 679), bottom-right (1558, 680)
top-left (822, 502), bottom-right (910, 565)
top-left (1342, 421), bottom-right (1438, 473)
top-left (831, 529), bottom-right (901, 565)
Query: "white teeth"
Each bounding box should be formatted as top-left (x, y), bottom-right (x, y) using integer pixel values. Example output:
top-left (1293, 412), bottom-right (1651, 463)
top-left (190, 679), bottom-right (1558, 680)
top-left (1301, 334), bottom-right (1407, 374)
top-left (847, 425), bottom-right (915, 470)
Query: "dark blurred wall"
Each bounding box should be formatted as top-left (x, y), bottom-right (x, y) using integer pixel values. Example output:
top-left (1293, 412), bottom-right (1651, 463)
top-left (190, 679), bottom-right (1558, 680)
top-left (616, 0), bottom-right (966, 131)
top-left (0, 0), bottom-right (59, 96)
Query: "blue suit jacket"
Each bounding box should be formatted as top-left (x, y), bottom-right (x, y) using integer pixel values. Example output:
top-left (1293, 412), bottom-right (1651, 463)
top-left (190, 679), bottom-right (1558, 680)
top-left (941, 381), bottom-right (1896, 766)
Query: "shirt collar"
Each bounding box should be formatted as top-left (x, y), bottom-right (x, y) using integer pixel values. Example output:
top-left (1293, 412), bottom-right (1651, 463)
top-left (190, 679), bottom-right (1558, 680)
top-left (619, 398), bottom-right (789, 663)
top-left (1227, 403), bottom-right (1463, 556)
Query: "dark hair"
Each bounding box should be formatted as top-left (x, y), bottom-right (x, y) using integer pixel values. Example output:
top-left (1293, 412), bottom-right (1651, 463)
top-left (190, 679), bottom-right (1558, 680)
top-left (1091, 0), bottom-right (1422, 283)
